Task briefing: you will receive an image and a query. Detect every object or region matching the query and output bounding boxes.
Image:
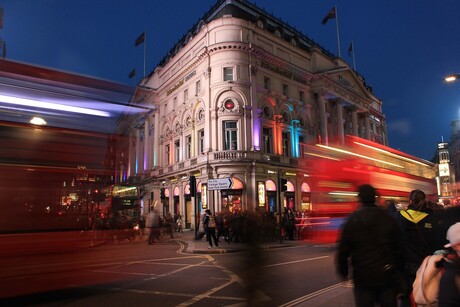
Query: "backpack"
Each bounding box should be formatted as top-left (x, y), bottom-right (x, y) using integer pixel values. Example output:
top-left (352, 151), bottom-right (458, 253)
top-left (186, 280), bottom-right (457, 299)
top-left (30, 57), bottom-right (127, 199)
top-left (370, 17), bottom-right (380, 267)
top-left (208, 215), bottom-right (216, 228)
top-left (412, 254), bottom-right (445, 306)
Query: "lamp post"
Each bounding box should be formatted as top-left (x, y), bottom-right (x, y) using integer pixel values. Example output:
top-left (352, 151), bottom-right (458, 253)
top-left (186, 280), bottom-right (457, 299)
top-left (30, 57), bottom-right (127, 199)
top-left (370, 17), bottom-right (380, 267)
top-left (445, 73), bottom-right (460, 82)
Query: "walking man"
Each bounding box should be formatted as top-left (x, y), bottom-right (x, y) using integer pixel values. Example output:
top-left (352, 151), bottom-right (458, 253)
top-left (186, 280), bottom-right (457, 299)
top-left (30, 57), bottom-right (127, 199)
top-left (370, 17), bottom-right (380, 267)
top-left (336, 184), bottom-right (405, 307)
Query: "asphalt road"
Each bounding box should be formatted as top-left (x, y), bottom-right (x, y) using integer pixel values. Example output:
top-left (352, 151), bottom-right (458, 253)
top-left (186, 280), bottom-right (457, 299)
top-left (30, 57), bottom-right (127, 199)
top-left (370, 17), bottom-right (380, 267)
top-left (0, 230), bottom-right (351, 306)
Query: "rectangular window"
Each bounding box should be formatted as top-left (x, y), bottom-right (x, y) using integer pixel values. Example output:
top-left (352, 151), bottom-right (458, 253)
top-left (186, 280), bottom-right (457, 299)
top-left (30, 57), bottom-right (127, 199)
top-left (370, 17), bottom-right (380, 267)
top-left (223, 121), bottom-right (238, 150)
top-left (263, 127), bottom-right (273, 154)
top-left (195, 80), bottom-right (201, 95)
top-left (264, 77), bottom-right (271, 90)
top-left (223, 67), bottom-right (234, 81)
top-left (183, 89), bottom-right (188, 103)
top-left (198, 129), bottom-right (205, 154)
top-left (165, 144), bottom-right (170, 165)
top-left (186, 135), bottom-right (192, 159)
top-left (173, 97), bottom-right (177, 107)
top-left (174, 140), bottom-right (180, 162)
top-left (299, 90), bottom-right (305, 103)
top-left (299, 135), bottom-right (305, 158)
top-left (283, 83), bottom-right (288, 96)
top-left (282, 132), bottom-right (290, 157)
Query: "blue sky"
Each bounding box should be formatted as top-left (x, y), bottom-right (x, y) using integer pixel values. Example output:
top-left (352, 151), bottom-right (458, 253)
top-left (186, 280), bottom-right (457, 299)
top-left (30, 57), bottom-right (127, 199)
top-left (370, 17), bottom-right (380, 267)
top-left (1, 0), bottom-right (459, 161)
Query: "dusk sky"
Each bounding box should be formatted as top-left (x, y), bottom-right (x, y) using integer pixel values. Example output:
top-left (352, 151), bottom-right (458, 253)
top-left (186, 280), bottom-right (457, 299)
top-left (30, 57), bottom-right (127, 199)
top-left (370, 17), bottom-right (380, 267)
top-left (1, 0), bottom-right (459, 161)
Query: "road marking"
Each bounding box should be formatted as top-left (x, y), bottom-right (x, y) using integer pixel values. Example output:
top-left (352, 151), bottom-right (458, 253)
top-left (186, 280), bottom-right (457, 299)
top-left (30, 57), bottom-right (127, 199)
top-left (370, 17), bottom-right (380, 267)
top-left (104, 287), bottom-right (246, 301)
top-left (262, 255), bottom-right (330, 268)
top-left (279, 282), bottom-right (346, 307)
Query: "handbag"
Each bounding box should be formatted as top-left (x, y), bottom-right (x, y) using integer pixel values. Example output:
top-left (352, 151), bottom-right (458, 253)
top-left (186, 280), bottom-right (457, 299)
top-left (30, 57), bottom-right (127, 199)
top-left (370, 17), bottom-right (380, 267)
top-left (412, 254), bottom-right (445, 307)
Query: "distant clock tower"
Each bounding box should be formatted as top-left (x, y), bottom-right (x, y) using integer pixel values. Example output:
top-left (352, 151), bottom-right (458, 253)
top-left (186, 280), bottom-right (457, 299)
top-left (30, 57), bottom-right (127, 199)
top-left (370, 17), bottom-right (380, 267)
top-left (437, 141), bottom-right (454, 203)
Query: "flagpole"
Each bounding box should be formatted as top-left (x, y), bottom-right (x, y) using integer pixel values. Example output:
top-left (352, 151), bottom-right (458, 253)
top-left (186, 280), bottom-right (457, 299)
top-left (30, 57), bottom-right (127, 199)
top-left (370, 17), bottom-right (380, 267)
top-left (351, 40), bottom-right (356, 70)
top-left (335, 5), bottom-right (341, 58)
top-left (143, 31), bottom-right (146, 78)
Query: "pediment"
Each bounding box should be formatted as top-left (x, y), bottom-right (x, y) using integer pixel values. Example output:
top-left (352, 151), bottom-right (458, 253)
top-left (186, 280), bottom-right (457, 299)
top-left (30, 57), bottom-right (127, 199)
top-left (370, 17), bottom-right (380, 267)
top-left (327, 69), bottom-right (373, 99)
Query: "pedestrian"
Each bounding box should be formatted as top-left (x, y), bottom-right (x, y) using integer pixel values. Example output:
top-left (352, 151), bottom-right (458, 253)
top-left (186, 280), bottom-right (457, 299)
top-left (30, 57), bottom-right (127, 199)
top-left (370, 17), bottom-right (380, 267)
top-left (336, 184), bottom-right (405, 307)
top-left (176, 214), bottom-right (183, 235)
top-left (164, 213), bottom-right (174, 242)
top-left (215, 212), bottom-right (224, 242)
top-left (146, 205), bottom-right (160, 245)
top-left (285, 208), bottom-right (296, 240)
top-left (438, 222), bottom-right (460, 306)
top-left (394, 189), bottom-right (444, 307)
top-left (203, 209), bottom-right (219, 248)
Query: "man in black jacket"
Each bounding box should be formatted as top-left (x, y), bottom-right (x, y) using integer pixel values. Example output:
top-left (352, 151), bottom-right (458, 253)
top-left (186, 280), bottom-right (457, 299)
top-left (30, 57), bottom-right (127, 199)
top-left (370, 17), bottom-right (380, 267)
top-left (336, 184), bottom-right (405, 307)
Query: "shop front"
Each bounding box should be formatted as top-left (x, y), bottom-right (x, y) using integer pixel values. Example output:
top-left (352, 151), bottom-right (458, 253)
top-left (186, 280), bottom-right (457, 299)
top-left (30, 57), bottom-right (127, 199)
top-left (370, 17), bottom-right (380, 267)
top-left (262, 179), bottom-right (277, 213)
top-left (284, 180), bottom-right (295, 210)
top-left (208, 177), bottom-right (244, 212)
top-left (173, 186), bottom-right (180, 215)
top-left (300, 182), bottom-right (311, 212)
top-left (162, 188), bottom-right (170, 215)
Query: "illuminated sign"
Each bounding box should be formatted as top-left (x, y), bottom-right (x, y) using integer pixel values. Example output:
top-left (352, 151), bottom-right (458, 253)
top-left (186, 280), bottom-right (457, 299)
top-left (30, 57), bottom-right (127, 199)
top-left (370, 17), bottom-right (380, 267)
top-left (113, 186), bottom-right (138, 197)
top-left (439, 163), bottom-right (450, 177)
top-left (258, 182), bottom-right (266, 206)
top-left (201, 185), bottom-right (207, 209)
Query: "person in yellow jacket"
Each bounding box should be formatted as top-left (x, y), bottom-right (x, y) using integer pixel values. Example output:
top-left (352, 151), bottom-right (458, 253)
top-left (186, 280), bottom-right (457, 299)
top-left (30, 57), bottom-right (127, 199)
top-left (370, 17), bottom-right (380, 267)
top-left (393, 190), bottom-right (444, 307)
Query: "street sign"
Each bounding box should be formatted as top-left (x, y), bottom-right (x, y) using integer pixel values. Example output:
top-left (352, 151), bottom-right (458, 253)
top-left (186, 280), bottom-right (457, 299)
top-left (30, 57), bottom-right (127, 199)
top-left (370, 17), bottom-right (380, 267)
top-left (207, 178), bottom-right (233, 190)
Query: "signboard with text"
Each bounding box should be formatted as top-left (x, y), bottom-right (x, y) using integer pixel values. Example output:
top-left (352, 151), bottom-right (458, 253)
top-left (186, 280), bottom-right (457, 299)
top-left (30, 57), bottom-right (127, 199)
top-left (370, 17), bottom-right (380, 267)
top-left (208, 178), bottom-right (234, 190)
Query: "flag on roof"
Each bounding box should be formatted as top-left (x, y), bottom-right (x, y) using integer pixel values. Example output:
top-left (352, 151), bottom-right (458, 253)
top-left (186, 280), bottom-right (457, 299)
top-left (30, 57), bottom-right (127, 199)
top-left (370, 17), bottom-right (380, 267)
top-left (135, 32), bottom-right (145, 46)
top-left (321, 7), bottom-right (336, 25)
top-left (129, 68), bottom-right (136, 79)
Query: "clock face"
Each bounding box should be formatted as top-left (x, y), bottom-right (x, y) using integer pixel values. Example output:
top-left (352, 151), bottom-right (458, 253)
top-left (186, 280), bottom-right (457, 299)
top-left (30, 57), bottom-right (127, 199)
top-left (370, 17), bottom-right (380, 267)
top-left (439, 164), bottom-right (450, 177)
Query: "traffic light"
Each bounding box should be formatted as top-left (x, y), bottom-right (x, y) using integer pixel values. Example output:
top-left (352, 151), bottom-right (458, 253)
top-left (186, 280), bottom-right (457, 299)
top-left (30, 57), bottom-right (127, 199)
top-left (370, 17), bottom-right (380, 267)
top-left (189, 176), bottom-right (196, 197)
top-left (160, 188), bottom-right (165, 200)
top-left (280, 178), bottom-right (288, 192)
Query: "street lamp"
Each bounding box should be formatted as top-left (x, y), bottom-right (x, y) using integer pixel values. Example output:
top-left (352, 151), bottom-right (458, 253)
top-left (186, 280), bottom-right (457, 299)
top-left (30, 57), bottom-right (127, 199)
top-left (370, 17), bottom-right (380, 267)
top-left (445, 73), bottom-right (460, 82)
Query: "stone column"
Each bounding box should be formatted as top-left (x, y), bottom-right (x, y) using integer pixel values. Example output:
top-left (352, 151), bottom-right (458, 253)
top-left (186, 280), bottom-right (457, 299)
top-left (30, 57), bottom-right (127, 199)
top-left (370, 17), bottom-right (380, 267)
top-left (135, 128), bottom-right (142, 174)
top-left (144, 116), bottom-right (150, 171)
top-left (364, 113), bottom-right (371, 139)
top-left (153, 112), bottom-right (160, 167)
top-left (318, 95), bottom-right (328, 145)
top-left (352, 109), bottom-right (358, 136)
top-left (337, 102), bottom-right (344, 144)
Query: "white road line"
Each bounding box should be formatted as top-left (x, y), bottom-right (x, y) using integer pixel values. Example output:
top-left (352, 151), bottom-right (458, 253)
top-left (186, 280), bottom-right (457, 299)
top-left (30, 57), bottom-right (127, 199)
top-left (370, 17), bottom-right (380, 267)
top-left (279, 282), bottom-right (346, 307)
top-left (262, 255), bottom-right (330, 268)
top-left (103, 287), bottom-right (246, 301)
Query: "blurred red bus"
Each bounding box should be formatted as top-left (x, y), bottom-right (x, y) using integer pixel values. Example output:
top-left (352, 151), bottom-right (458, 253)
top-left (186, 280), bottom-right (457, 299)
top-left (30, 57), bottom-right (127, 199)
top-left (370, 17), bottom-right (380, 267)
top-left (299, 135), bottom-right (437, 242)
top-left (0, 120), bottom-right (116, 232)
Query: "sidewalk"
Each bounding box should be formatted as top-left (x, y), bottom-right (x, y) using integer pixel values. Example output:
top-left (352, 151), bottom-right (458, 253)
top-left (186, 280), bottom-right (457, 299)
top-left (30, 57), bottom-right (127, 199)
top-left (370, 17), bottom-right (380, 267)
top-left (176, 229), bottom-right (355, 306)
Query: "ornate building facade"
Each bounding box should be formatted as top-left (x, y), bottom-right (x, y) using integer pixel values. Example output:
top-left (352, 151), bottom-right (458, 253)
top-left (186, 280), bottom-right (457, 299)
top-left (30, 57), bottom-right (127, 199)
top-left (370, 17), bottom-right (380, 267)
top-left (117, 0), bottom-right (388, 228)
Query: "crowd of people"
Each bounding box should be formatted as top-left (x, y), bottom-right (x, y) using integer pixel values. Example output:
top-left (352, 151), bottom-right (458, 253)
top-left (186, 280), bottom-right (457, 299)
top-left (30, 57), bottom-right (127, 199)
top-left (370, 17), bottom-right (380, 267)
top-left (336, 184), bottom-right (460, 307)
top-left (142, 184), bottom-right (460, 306)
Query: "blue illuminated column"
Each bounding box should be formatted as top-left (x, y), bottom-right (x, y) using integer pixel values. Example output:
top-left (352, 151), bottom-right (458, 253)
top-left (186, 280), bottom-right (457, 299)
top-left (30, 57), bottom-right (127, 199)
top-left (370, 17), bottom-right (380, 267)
top-left (144, 116), bottom-right (150, 170)
top-left (153, 111), bottom-right (160, 167)
top-left (291, 120), bottom-right (300, 158)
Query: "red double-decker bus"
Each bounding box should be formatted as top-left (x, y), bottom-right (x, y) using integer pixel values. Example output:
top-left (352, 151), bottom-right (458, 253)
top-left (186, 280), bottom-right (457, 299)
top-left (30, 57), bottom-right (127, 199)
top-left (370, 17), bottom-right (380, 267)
top-left (299, 135), bottom-right (437, 242)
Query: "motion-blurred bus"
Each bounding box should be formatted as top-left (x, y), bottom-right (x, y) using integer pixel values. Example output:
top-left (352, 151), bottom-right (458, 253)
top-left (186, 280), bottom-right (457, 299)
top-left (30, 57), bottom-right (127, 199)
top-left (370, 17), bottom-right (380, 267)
top-left (299, 135), bottom-right (437, 243)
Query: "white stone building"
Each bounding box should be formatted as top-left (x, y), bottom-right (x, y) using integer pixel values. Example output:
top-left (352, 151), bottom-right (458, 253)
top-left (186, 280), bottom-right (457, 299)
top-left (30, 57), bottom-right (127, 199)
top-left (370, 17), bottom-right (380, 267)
top-left (116, 0), bottom-right (387, 229)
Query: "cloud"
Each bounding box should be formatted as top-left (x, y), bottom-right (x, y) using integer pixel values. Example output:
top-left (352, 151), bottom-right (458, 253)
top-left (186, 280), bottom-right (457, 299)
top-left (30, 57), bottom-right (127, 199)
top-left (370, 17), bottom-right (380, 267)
top-left (387, 119), bottom-right (412, 137)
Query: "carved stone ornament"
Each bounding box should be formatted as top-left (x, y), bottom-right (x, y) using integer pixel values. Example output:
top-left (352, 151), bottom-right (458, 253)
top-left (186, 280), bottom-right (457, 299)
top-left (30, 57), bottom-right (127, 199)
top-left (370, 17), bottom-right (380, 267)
top-left (218, 99), bottom-right (242, 115)
top-left (197, 108), bottom-right (205, 122)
